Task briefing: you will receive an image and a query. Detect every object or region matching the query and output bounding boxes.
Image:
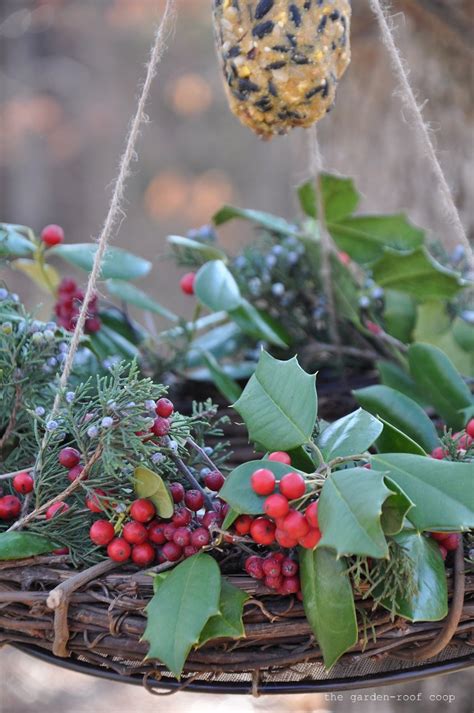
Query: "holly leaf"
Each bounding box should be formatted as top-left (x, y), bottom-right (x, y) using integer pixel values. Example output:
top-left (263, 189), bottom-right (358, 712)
top-left (371, 454), bottom-right (474, 532)
top-left (11, 259), bottom-right (60, 293)
top-left (50, 243), bottom-right (151, 280)
top-left (213, 205), bottom-right (300, 236)
top-left (317, 408), bottom-right (383, 460)
top-left (143, 553), bottom-right (221, 678)
top-left (0, 532), bottom-right (57, 560)
top-left (134, 466), bottom-right (174, 518)
top-left (233, 352), bottom-right (317, 451)
top-left (318, 468), bottom-right (392, 559)
top-left (105, 280), bottom-right (178, 322)
top-left (376, 360), bottom-right (427, 406)
top-left (167, 235), bottom-right (227, 262)
top-left (383, 289), bottom-right (417, 343)
top-left (381, 478), bottom-right (414, 535)
top-left (194, 260), bottom-right (242, 313)
top-left (375, 417), bottom-right (427, 456)
top-left (299, 546), bottom-right (358, 670)
top-left (198, 580), bottom-right (248, 646)
top-left (298, 175), bottom-right (360, 223)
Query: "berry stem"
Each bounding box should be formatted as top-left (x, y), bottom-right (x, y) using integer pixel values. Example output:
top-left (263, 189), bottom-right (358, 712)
top-left (306, 440), bottom-right (325, 467)
top-left (166, 444), bottom-right (214, 510)
top-left (325, 453), bottom-right (370, 471)
top-left (187, 437), bottom-right (221, 473)
top-left (0, 466), bottom-right (34, 480)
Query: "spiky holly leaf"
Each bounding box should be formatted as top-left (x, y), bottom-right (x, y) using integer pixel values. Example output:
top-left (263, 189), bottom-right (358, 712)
top-left (317, 408), bottom-right (383, 460)
top-left (198, 580), bottom-right (248, 646)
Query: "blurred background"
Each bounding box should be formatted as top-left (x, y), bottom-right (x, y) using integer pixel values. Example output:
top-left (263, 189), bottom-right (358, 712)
top-left (0, 0), bottom-right (472, 710)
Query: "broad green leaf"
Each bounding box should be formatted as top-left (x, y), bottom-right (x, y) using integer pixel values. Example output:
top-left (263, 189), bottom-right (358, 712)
top-left (297, 181), bottom-right (318, 218)
top-left (0, 224), bottom-right (36, 257)
top-left (371, 454), bottom-right (474, 532)
top-left (51, 243), bottom-right (151, 280)
top-left (198, 580), bottom-right (248, 646)
top-left (143, 553), bottom-right (221, 677)
top-left (381, 531), bottom-right (448, 621)
top-left (219, 459), bottom-right (307, 515)
top-left (452, 316), bottom-right (474, 353)
top-left (186, 323), bottom-right (244, 367)
top-left (318, 468), bottom-right (392, 559)
top-left (299, 547), bottom-right (357, 670)
top-left (134, 466), bottom-right (174, 518)
top-left (229, 300), bottom-right (290, 347)
top-left (375, 417), bottom-right (426, 455)
top-left (408, 343), bottom-right (473, 430)
top-left (372, 248), bottom-right (463, 300)
top-left (222, 507), bottom-right (239, 530)
top-left (377, 360), bottom-right (426, 406)
top-left (0, 532), bottom-right (57, 560)
top-left (233, 352), bottom-right (317, 451)
top-left (201, 350), bottom-right (242, 403)
top-left (383, 289), bottom-right (417, 343)
top-left (167, 234), bottom-right (227, 262)
top-left (298, 175), bottom-right (359, 223)
top-left (11, 258), bottom-right (60, 292)
top-left (353, 385), bottom-right (438, 453)
top-left (317, 408), bottom-right (383, 460)
top-left (330, 255), bottom-right (362, 327)
top-left (329, 215), bottom-right (424, 265)
top-left (381, 479), bottom-right (414, 535)
top-left (195, 260), bottom-right (242, 313)
top-left (414, 303), bottom-right (473, 377)
top-left (105, 280), bottom-right (178, 322)
top-left (286, 445), bottom-right (316, 472)
top-left (213, 205), bottom-right (300, 236)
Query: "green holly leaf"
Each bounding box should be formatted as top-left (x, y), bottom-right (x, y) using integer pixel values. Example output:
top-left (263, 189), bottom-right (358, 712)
top-left (198, 580), bottom-right (248, 646)
top-left (213, 205), bottom-right (300, 236)
top-left (330, 255), bottom-right (363, 327)
top-left (381, 479), bottom-right (414, 535)
top-left (299, 546), bottom-right (357, 670)
top-left (375, 417), bottom-right (426, 455)
top-left (233, 352), bottom-right (317, 452)
top-left (167, 235), bottom-right (227, 262)
top-left (298, 175), bottom-right (360, 223)
top-left (376, 360), bottom-right (427, 406)
top-left (383, 289), bottom-right (417, 343)
top-left (414, 302), bottom-right (473, 377)
top-left (51, 243), bottom-right (151, 280)
top-left (194, 260), bottom-right (242, 312)
top-left (143, 553), bottom-right (221, 678)
top-left (105, 280), bottom-right (178, 322)
top-left (318, 468), bottom-right (392, 559)
top-left (0, 532), bottom-right (57, 560)
top-left (134, 466), bottom-right (174, 518)
top-left (371, 454), bottom-right (474, 532)
top-left (317, 408), bottom-right (383, 460)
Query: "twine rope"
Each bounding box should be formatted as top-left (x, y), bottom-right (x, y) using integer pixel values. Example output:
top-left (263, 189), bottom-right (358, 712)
top-left (368, 0), bottom-right (473, 268)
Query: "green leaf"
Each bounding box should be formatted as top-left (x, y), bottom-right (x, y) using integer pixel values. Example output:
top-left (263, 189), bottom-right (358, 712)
top-left (99, 308), bottom-right (148, 346)
top-left (329, 215), bottom-right (424, 265)
top-left (0, 532), bottom-right (57, 560)
top-left (383, 289), bottom-right (417, 343)
top-left (376, 360), bottom-right (426, 406)
top-left (194, 260), bottom-right (242, 313)
top-left (229, 300), bottom-right (290, 347)
top-left (299, 547), bottom-right (357, 670)
top-left (414, 303), bottom-right (473, 377)
top-left (220, 459), bottom-right (307, 515)
top-left (353, 385), bottom-right (438, 453)
top-left (318, 468), bottom-right (392, 558)
top-left (383, 531), bottom-right (448, 621)
top-left (11, 258), bottom-right (60, 292)
top-left (233, 352), bottom-right (317, 451)
top-left (286, 445), bottom-right (316, 472)
top-left (408, 343), bottom-right (473, 430)
top-left (317, 408), bottom-right (383, 460)
top-left (105, 280), bottom-right (178, 322)
top-left (198, 580), bottom-right (248, 646)
top-left (381, 479), bottom-right (414, 535)
top-left (0, 224), bottom-right (36, 257)
top-left (299, 175), bottom-right (359, 223)
top-left (371, 454), bottom-right (474, 532)
top-left (167, 234), bottom-right (227, 262)
top-left (186, 323), bottom-right (244, 367)
top-left (297, 181), bottom-right (318, 218)
top-left (222, 507), bottom-right (239, 530)
top-left (134, 466), bottom-right (174, 518)
top-left (213, 205), bottom-right (300, 236)
top-left (201, 350), bottom-right (242, 403)
top-left (452, 316), bottom-right (474, 354)
top-left (330, 255), bottom-right (362, 327)
top-left (51, 243), bottom-right (151, 280)
top-left (372, 248), bottom-right (463, 300)
top-left (375, 417), bottom-right (427, 455)
top-left (89, 325), bottom-right (139, 362)
top-left (143, 553), bottom-right (221, 678)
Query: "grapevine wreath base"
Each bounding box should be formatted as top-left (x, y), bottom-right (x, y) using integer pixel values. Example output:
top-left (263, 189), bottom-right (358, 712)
top-left (0, 551), bottom-right (472, 695)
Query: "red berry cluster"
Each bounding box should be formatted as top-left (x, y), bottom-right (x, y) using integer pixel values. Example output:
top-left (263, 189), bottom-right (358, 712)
top-left (429, 531), bottom-right (461, 560)
top-left (431, 419), bottom-right (474, 460)
top-left (0, 471), bottom-right (35, 521)
top-left (244, 552), bottom-right (302, 598)
top-left (55, 278), bottom-right (101, 334)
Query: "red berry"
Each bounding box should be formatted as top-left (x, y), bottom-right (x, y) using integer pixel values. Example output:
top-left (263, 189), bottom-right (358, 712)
top-left (58, 447), bottom-right (81, 469)
top-left (184, 489), bottom-right (204, 511)
top-left (280, 576), bottom-right (300, 594)
top-left (298, 528), bottom-right (321, 549)
top-left (12, 472), bottom-right (34, 494)
top-left (282, 510), bottom-right (309, 539)
top-left (86, 489), bottom-right (107, 513)
top-left (234, 514), bottom-right (253, 535)
top-left (0, 495), bottom-right (21, 520)
top-left (67, 465), bottom-right (84, 483)
top-left (273, 552), bottom-right (285, 563)
top-left (431, 447), bottom-right (446, 460)
top-left (275, 528), bottom-right (298, 549)
top-left (122, 521), bottom-right (148, 545)
top-left (279, 472), bottom-right (306, 500)
top-left (46, 501), bottom-right (69, 520)
top-left (262, 556), bottom-right (281, 577)
top-left (89, 520), bottom-right (115, 546)
top-left (438, 545), bottom-right (448, 561)
top-left (184, 545), bottom-right (200, 558)
top-left (162, 541), bottom-right (183, 562)
top-left (85, 317), bottom-right (101, 334)
top-left (173, 507), bottom-right (192, 527)
top-left (130, 498), bottom-right (156, 523)
top-left (151, 417), bottom-right (170, 437)
top-left (53, 547), bottom-right (69, 556)
top-left (156, 398), bottom-right (174, 418)
top-left (191, 527), bottom-right (211, 548)
top-left (281, 557), bottom-right (298, 577)
top-left (264, 493), bottom-right (290, 519)
top-left (244, 555), bottom-right (264, 580)
top-left (163, 523), bottom-right (177, 541)
top-left (442, 533), bottom-right (461, 552)
top-left (132, 542), bottom-right (155, 566)
top-left (250, 468), bottom-right (275, 496)
top-left (466, 419), bottom-right (474, 439)
top-left (180, 272), bottom-right (196, 295)
top-left (169, 482), bottom-right (185, 503)
top-left (148, 521), bottom-right (167, 545)
top-left (456, 432), bottom-right (473, 450)
top-left (250, 517), bottom-right (276, 545)
top-left (41, 224), bottom-right (64, 247)
top-left (431, 532), bottom-right (450, 543)
top-left (305, 500), bottom-right (319, 529)
top-left (173, 527), bottom-right (192, 547)
top-left (201, 511), bottom-right (219, 529)
top-left (296, 590), bottom-right (304, 601)
top-left (268, 451), bottom-right (291, 465)
top-left (107, 537), bottom-right (131, 562)
top-left (265, 574), bottom-right (283, 590)
top-left (203, 470), bottom-right (225, 492)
